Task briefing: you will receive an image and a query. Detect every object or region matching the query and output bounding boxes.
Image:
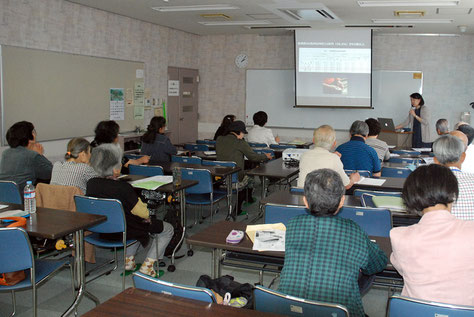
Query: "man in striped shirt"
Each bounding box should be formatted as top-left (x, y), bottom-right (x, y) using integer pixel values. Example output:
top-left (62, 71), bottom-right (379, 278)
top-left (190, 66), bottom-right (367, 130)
top-left (433, 132), bottom-right (474, 220)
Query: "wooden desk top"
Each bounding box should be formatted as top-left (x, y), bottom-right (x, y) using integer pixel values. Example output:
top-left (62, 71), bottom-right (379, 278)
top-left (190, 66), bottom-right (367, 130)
top-left (245, 158), bottom-right (299, 179)
top-left (0, 204), bottom-right (106, 240)
top-left (83, 287), bottom-right (280, 317)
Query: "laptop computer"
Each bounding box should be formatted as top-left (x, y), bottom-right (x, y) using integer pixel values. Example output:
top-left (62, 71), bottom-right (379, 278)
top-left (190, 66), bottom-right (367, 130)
top-left (378, 118), bottom-right (396, 132)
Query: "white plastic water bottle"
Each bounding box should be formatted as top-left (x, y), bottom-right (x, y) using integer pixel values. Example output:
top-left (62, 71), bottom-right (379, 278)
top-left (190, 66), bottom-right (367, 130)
top-left (24, 181), bottom-right (36, 214)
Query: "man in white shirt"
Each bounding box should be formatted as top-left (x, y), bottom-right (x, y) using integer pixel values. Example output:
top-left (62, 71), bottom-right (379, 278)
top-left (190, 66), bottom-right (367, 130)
top-left (433, 132), bottom-right (474, 220)
top-left (297, 125), bottom-right (360, 189)
top-left (457, 124), bottom-right (474, 174)
top-left (246, 111), bottom-right (279, 146)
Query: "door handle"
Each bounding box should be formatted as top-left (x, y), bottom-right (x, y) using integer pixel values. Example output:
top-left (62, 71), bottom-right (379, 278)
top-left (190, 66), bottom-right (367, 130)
top-left (180, 118), bottom-right (184, 121)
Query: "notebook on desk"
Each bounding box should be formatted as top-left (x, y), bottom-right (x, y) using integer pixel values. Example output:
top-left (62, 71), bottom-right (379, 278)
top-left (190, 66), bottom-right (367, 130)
top-left (378, 118), bottom-right (396, 132)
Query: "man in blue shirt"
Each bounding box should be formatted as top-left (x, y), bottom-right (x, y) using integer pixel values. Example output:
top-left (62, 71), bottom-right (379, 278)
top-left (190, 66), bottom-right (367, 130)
top-left (336, 120), bottom-right (381, 177)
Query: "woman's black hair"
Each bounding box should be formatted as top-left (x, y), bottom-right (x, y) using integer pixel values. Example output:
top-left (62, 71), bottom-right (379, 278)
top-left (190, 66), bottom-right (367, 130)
top-left (92, 120), bottom-right (120, 146)
top-left (410, 92), bottom-right (425, 106)
top-left (253, 111), bottom-right (268, 127)
top-left (220, 114), bottom-right (235, 136)
top-left (141, 116), bottom-right (166, 144)
top-left (402, 164), bottom-right (458, 215)
top-left (365, 118), bottom-right (381, 136)
top-left (6, 121), bottom-right (35, 148)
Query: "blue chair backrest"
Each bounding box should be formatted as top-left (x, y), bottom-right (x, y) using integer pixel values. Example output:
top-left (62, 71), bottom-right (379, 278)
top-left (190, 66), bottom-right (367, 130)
top-left (202, 160), bottom-right (238, 183)
top-left (254, 286), bottom-right (349, 317)
top-left (171, 155), bottom-right (202, 164)
top-left (254, 149), bottom-right (275, 158)
top-left (289, 187), bottom-right (304, 194)
top-left (129, 164), bottom-right (164, 177)
top-left (392, 150), bottom-right (421, 156)
top-left (388, 157), bottom-right (421, 164)
top-left (270, 144), bottom-right (296, 149)
top-left (124, 154), bottom-right (144, 160)
top-left (338, 206), bottom-right (392, 237)
top-left (196, 139), bottom-right (216, 145)
top-left (133, 272), bottom-right (216, 303)
top-left (181, 168), bottom-right (213, 194)
top-left (381, 167), bottom-right (412, 178)
top-left (265, 204), bottom-right (307, 226)
top-left (344, 169), bottom-right (372, 177)
top-left (0, 227), bottom-right (33, 272)
top-left (184, 144), bottom-right (209, 151)
top-left (248, 142), bottom-right (267, 148)
top-left (0, 181), bottom-right (22, 204)
top-left (74, 196), bottom-right (126, 233)
top-left (353, 189), bottom-right (402, 198)
top-left (388, 294), bottom-right (474, 317)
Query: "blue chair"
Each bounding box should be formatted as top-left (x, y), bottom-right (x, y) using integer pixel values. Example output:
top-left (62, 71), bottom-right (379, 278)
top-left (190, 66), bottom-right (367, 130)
top-left (289, 187), bottom-right (304, 194)
top-left (0, 181), bottom-right (22, 204)
top-left (184, 143), bottom-right (209, 151)
top-left (388, 157), bottom-right (421, 164)
top-left (129, 164), bottom-right (164, 176)
top-left (353, 189), bottom-right (402, 208)
top-left (270, 144), bottom-right (296, 149)
top-left (254, 285), bottom-right (349, 317)
top-left (392, 150), bottom-right (421, 156)
top-left (248, 142), bottom-right (267, 148)
top-left (133, 272), bottom-right (216, 302)
top-left (265, 204), bottom-right (307, 226)
top-left (388, 294), bottom-right (474, 317)
top-left (202, 160), bottom-right (239, 215)
top-left (124, 154), bottom-right (144, 160)
top-left (254, 148), bottom-right (275, 159)
top-left (0, 227), bottom-right (72, 317)
top-left (344, 169), bottom-right (372, 177)
top-left (171, 155), bottom-right (202, 164)
top-left (181, 168), bottom-right (227, 224)
top-left (74, 195), bottom-right (139, 290)
top-left (338, 206), bottom-right (392, 237)
top-left (381, 167), bottom-right (412, 178)
top-left (196, 139), bottom-right (216, 145)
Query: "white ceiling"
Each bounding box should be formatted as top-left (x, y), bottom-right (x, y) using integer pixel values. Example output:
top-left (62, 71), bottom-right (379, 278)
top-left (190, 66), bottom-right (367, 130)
top-left (67, 0), bottom-right (474, 35)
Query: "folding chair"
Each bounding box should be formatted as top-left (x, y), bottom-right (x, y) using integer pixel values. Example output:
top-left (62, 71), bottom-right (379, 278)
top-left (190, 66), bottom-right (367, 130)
top-left (338, 206), bottom-right (392, 237)
top-left (184, 144), bottom-right (209, 151)
top-left (0, 181), bottom-right (22, 204)
top-left (388, 294), bottom-right (474, 317)
top-left (344, 169), bottom-right (372, 177)
top-left (248, 142), bottom-right (267, 148)
top-left (264, 204), bottom-right (307, 226)
top-left (129, 164), bottom-right (164, 176)
top-left (381, 167), bottom-right (412, 178)
top-left (171, 155), bottom-right (202, 164)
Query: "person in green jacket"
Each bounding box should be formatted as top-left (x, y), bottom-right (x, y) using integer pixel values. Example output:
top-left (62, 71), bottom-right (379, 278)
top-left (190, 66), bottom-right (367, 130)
top-left (216, 120), bottom-right (272, 218)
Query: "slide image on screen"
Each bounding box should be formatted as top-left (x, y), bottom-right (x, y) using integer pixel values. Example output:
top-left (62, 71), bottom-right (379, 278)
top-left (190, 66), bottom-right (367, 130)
top-left (295, 29), bottom-right (372, 108)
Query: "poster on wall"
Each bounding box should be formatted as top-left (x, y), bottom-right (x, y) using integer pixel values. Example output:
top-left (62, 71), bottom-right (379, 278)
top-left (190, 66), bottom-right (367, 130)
top-left (134, 81), bottom-right (145, 107)
top-left (110, 88), bottom-right (125, 120)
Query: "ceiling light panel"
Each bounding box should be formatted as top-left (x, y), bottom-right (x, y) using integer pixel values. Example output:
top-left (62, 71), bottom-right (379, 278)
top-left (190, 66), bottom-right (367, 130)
top-left (152, 5), bottom-right (239, 12)
top-left (358, 1), bottom-right (460, 7)
top-left (372, 18), bottom-right (454, 23)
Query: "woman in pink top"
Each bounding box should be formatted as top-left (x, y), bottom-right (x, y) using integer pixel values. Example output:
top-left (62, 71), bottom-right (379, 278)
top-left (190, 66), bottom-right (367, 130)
top-left (390, 164), bottom-right (474, 306)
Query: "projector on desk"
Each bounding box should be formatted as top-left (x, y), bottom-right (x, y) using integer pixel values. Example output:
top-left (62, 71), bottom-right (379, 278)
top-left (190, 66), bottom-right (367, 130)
top-left (282, 148), bottom-right (309, 162)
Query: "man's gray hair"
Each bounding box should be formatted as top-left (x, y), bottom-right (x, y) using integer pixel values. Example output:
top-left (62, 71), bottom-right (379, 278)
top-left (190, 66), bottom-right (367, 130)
top-left (349, 120), bottom-right (369, 137)
top-left (90, 143), bottom-right (123, 177)
top-left (313, 125), bottom-right (336, 150)
top-left (304, 169), bottom-right (345, 217)
top-left (433, 134), bottom-right (465, 165)
top-left (436, 118), bottom-right (449, 134)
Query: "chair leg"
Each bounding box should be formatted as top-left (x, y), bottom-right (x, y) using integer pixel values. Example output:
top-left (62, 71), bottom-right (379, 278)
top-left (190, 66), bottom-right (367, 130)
top-left (122, 244), bottom-right (126, 291)
top-left (210, 200), bottom-right (214, 223)
top-left (32, 277), bottom-right (37, 317)
top-left (10, 290), bottom-right (16, 317)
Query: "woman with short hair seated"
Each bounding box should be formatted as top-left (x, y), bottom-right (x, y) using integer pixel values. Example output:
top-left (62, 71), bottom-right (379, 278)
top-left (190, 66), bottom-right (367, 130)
top-left (278, 169), bottom-right (387, 317)
top-left (390, 164), bottom-right (474, 305)
top-left (0, 121), bottom-right (52, 192)
top-left (86, 144), bottom-right (174, 277)
top-left (50, 137), bottom-right (96, 194)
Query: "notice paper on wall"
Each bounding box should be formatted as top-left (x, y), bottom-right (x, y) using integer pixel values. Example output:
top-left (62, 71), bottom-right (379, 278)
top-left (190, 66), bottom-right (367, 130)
top-left (168, 80), bottom-right (179, 96)
top-left (134, 106), bottom-right (144, 120)
top-left (134, 81), bottom-right (145, 107)
top-left (110, 88), bottom-right (125, 120)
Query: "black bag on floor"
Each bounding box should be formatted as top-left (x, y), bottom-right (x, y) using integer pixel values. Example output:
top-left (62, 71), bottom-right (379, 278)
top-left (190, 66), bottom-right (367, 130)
top-left (196, 274), bottom-right (254, 309)
top-left (163, 202), bottom-right (184, 257)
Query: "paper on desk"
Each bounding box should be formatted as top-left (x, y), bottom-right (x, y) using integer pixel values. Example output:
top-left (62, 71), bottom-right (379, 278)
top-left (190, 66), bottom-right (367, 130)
top-left (246, 223), bottom-right (286, 243)
top-left (130, 176), bottom-right (173, 190)
top-left (422, 157), bottom-right (435, 165)
top-left (177, 150), bottom-right (187, 155)
top-left (388, 145), bottom-right (396, 149)
top-left (0, 209), bottom-right (29, 218)
top-left (390, 153), bottom-right (400, 157)
top-left (252, 230), bottom-right (286, 252)
top-left (412, 148), bottom-right (432, 152)
top-left (355, 177), bottom-right (386, 186)
top-left (288, 140), bottom-right (306, 145)
top-left (204, 151), bottom-right (216, 155)
top-left (0, 204), bottom-right (8, 210)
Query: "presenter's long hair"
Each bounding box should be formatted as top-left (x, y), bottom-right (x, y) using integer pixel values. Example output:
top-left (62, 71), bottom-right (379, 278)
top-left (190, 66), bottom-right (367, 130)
top-left (142, 116), bottom-right (166, 144)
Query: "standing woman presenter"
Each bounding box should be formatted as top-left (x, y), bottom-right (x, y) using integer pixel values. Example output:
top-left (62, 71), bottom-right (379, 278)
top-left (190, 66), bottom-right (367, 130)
top-left (395, 93), bottom-right (433, 148)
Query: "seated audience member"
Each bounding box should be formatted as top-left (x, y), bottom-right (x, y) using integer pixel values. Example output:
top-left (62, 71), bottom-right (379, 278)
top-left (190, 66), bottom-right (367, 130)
top-left (216, 120), bottom-right (271, 216)
top-left (433, 133), bottom-right (474, 220)
top-left (364, 118), bottom-right (390, 161)
top-left (435, 118), bottom-right (449, 135)
top-left (247, 111), bottom-right (280, 146)
top-left (50, 137), bottom-right (96, 194)
top-left (279, 169), bottom-right (387, 317)
top-left (86, 144), bottom-right (173, 277)
top-left (454, 121), bottom-right (469, 130)
top-left (335, 120), bottom-right (381, 177)
top-left (140, 116), bottom-right (177, 164)
top-left (390, 164), bottom-right (474, 305)
top-left (297, 125), bottom-right (359, 189)
top-left (91, 120), bottom-right (149, 173)
top-left (213, 114), bottom-right (235, 141)
top-left (0, 121), bottom-right (52, 191)
top-left (457, 124), bottom-right (474, 173)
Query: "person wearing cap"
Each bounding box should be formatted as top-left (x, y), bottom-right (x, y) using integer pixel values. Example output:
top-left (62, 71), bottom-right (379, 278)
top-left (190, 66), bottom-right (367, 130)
top-left (216, 120), bottom-right (272, 216)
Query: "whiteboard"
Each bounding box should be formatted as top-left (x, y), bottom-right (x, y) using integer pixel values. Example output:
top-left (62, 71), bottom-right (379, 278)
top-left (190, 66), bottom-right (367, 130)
top-left (245, 69), bottom-right (423, 130)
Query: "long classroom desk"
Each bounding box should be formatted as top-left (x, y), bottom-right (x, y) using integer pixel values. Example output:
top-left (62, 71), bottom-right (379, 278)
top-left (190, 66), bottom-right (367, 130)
top-left (351, 177), bottom-right (405, 192)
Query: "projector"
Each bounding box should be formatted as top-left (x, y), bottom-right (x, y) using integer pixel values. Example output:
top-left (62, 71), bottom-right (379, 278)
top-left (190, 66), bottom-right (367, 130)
top-left (282, 148), bottom-right (309, 162)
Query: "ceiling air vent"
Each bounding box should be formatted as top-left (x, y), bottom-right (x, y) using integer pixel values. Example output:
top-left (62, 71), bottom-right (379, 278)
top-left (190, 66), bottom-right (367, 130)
top-left (345, 25), bottom-right (414, 28)
top-left (278, 8), bottom-right (339, 22)
top-left (246, 25), bottom-right (312, 30)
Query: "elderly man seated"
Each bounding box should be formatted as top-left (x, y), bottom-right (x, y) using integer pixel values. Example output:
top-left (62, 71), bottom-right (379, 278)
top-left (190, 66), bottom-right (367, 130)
top-left (457, 124), bottom-right (474, 174)
top-left (435, 118), bottom-right (449, 135)
top-left (297, 125), bottom-right (360, 189)
top-left (433, 133), bottom-right (474, 220)
top-left (279, 169), bottom-right (387, 317)
top-left (336, 120), bottom-right (381, 177)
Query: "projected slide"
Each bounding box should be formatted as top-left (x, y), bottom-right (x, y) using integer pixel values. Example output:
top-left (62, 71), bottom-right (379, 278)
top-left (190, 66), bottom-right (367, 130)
top-left (295, 29), bottom-right (372, 108)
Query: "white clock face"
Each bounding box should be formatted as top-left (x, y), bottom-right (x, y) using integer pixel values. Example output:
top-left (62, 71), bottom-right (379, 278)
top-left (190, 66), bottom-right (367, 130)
top-left (235, 54), bottom-right (248, 68)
